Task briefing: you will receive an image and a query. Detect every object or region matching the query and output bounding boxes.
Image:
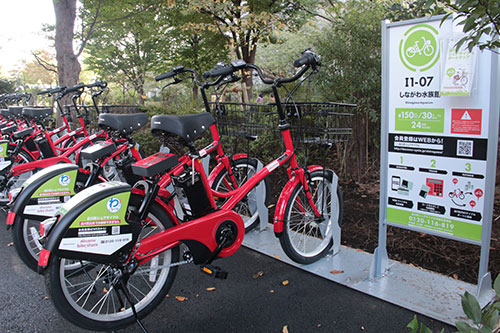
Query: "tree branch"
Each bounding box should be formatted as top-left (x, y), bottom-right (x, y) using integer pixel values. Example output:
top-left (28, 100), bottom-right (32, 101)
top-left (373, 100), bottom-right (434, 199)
top-left (31, 51), bottom-right (58, 74)
top-left (76, 0), bottom-right (102, 58)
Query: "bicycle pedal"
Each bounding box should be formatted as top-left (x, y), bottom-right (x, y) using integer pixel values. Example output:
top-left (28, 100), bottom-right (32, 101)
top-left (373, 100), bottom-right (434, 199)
top-left (200, 265), bottom-right (228, 279)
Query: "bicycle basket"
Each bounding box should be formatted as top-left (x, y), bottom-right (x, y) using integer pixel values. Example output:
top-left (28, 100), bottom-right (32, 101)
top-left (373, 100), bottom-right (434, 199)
top-left (284, 102), bottom-right (354, 146)
top-left (209, 102), bottom-right (276, 140)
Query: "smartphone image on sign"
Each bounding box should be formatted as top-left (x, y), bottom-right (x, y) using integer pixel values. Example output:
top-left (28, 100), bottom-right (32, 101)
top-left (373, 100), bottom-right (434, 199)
top-left (391, 176), bottom-right (400, 191)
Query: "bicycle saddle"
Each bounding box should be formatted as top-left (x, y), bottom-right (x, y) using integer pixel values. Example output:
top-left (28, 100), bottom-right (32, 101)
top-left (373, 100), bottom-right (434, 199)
top-left (1, 124), bottom-right (17, 135)
top-left (23, 107), bottom-right (53, 121)
top-left (8, 106), bottom-right (25, 117)
top-left (151, 113), bottom-right (215, 143)
top-left (98, 113), bottom-right (148, 135)
top-left (13, 128), bottom-right (34, 140)
top-left (0, 109), bottom-right (12, 120)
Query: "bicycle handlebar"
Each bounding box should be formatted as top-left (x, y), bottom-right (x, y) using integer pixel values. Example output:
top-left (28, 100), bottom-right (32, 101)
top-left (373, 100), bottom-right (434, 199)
top-left (64, 83), bottom-right (85, 94)
top-left (38, 86), bottom-right (66, 96)
top-left (293, 49), bottom-right (321, 68)
top-left (155, 66), bottom-right (184, 81)
top-left (203, 63), bottom-right (234, 79)
top-left (86, 80), bottom-right (107, 89)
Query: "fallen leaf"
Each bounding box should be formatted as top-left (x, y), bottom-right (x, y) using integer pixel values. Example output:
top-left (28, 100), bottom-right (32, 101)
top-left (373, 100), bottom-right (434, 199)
top-left (282, 325), bottom-right (288, 333)
top-left (270, 290), bottom-right (275, 294)
top-left (317, 324), bottom-right (321, 328)
top-left (206, 287), bottom-right (216, 291)
top-left (165, 294), bottom-right (170, 298)
top-left (175, 296), bottom-right (187, 302)
top-left (196, 294), bottom-right (199, 297)
top-left (274, 255), bottom-right (281, 259)
top-left (7, 242), bottom-right (13, 247)
top-left (361, 326), bottom-right (365, 330)
top-left (103, 288), bottom-right (108, 293)
top-left (330, 270), bottom-right (344, 274)
top-left (252, 271), bottom-right (264, 279)
top-left (120, 307), bottom-right (125, 312)
top-left (354, 248), bottom-right (364, 252)
top-left (282, 280), bottom-right (289, 286)
top-left (43, 296), bottom-right (49, 300)
top-left (453, 274), bottom-right (459, 280)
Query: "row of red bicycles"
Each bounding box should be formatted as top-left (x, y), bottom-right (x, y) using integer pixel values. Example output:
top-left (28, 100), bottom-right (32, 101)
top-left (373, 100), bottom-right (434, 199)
top-left (3, 50), bottom-right (351, 332)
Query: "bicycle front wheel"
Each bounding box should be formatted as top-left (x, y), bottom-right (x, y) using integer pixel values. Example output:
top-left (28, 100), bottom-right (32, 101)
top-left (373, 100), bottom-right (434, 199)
top-left (45, 195), bottom-right (179, 331)
top-left (279, 170), bottom-right (343, 264)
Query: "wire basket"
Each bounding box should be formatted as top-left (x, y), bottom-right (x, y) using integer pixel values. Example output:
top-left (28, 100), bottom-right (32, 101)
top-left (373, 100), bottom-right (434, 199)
top-left (210, 102), bottom-right (354, 146)
top-left (210, 102), bottom-right (276, 140)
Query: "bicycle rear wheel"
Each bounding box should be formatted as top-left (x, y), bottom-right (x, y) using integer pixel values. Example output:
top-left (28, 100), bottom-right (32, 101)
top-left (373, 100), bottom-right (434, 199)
top-left (45, 195), bottom-right (179, 331)
top-left (279, 170), bottom-right (343, 264)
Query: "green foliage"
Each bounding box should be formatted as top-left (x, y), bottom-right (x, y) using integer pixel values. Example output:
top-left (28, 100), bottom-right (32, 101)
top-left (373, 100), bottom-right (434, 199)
top-left (407, 315), bottom-right (435, 333)
top-left (386, 0), bottom-right (445, 22)
top-left (437, 0), bottom-right (500, 52)
top-left (0, 79), bottom-right (15, 95)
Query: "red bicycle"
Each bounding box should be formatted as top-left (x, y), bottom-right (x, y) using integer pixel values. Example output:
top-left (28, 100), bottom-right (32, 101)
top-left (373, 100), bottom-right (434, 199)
top-left (39, 50), bottom-right (345, 331)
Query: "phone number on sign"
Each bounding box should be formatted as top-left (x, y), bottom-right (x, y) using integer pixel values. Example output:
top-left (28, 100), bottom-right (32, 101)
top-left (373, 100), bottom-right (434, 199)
top-left (408, 215), bottom-right (455, 231)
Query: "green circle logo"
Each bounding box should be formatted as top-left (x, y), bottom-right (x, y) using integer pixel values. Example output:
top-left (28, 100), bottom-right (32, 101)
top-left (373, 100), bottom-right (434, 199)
top-left (399, 24), bottom-right (439, 72)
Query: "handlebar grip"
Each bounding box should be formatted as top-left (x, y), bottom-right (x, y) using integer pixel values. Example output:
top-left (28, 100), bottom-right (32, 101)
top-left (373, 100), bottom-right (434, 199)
top-left (155, 71), bottom-right (176, 81)
top-left (86, 80), bottom-right (107, 89)
top-left (203, 64), bottom-right (234, 79)
top-left (64, 83), bottom-right (85, 94)
top-left (293, 50), bottom-right (320, 68)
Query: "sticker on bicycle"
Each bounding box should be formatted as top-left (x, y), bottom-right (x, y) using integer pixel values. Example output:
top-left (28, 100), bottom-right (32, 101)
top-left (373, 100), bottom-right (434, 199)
top-left (451, 109), bottom-right (482, 135)
top-left (0, 141), bottom-right (8, 159)
top-left (67, 191), bottom-right (130, 228)
top-left (31, 169), bottom-right (78, 198)
top-left (24, 203), bottom-right (64, 217)
top-left (58, 234), bottom-right (133, 255)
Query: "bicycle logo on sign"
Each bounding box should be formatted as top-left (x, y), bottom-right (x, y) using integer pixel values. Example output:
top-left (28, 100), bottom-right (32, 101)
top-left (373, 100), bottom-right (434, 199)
top-left (405, 37), bottom-right (434, 58)
top-left (399, 24), bottom-right (439, 72)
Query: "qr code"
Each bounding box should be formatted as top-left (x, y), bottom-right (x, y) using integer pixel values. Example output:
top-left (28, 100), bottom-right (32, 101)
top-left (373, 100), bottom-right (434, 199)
top-left (457, 140), bottom-right (473, 157)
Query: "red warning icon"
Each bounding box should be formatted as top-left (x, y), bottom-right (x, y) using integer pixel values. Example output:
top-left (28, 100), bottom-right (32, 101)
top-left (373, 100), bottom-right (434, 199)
top-left (451, 109), bottom-right (482, 135)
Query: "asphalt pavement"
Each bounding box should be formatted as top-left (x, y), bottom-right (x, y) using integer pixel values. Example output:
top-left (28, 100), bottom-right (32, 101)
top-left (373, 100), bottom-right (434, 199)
top-left (0, 210), bottom-right (454, 333)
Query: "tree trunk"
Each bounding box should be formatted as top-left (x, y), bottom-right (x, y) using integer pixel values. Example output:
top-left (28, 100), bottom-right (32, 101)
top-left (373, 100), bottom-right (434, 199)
top-left (53, 0), bottom-right (81, 125)
top-left (240, 43), bottom-right (257, 101)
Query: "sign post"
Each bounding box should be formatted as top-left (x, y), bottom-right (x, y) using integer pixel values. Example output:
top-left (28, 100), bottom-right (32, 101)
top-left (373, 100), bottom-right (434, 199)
top-left (372, 15), bottom-right (500, 301)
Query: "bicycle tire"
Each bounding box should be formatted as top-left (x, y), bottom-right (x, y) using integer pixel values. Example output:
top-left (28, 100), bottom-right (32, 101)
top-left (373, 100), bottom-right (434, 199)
top-left (279, 170), bottom-right (343, 264)
top-left (0, 149), bottom-right (35, 199)
top-left (210, 157), bottom-right (270, 232)
top-left (45, 194), bottom-right (179, 331)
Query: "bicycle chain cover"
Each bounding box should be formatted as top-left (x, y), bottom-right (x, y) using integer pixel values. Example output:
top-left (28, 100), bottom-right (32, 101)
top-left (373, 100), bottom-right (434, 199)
top-left (131, 152), bottom-right (178, 178)
top-left (80, 141), bottom-right (117, 161)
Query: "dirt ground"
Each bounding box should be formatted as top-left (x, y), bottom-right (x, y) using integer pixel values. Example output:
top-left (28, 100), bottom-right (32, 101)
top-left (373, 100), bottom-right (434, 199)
top-left (340, 179), bottom-right (500, 284)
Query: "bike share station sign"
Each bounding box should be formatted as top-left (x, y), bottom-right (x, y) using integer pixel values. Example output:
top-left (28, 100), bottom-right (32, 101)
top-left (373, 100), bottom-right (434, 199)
top-left (372, 15), bottom-right (500, 323)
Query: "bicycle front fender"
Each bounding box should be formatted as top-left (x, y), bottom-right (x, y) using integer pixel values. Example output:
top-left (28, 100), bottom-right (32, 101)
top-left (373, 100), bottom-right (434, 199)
top-left (273, 165), bottom-right (328, 236)
top-left (207, 153), bottom-right (248, 187)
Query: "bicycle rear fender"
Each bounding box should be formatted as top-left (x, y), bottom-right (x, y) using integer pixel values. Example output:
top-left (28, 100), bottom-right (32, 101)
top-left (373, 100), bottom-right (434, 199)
top-left (273, 166), bottom-right (333, 236)
top-left (207, 153), bottom-right (248, 187)
top-left (7, 163), bottom-right (79, 225)
top-left (39, 181), bottom-right (137, 267)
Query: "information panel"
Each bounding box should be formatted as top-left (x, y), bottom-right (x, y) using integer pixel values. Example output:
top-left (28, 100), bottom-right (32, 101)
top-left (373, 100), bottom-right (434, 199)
top-left (383, 17), bottom-right (496, 244)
